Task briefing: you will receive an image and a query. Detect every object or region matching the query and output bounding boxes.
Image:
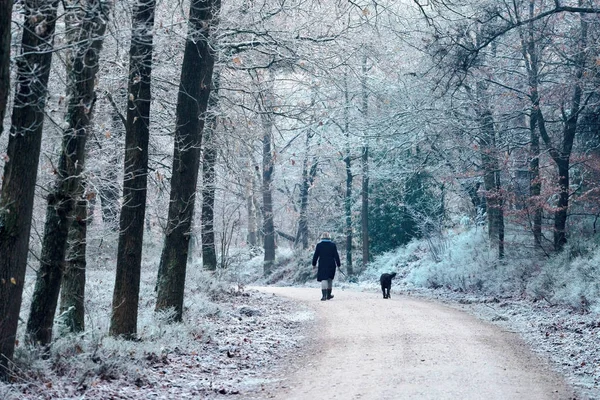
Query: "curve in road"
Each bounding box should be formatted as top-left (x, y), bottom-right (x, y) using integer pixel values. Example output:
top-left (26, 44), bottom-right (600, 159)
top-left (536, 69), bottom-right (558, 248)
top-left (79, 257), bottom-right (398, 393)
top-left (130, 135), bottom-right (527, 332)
top-left (257, 287), bottom-right (573, 400)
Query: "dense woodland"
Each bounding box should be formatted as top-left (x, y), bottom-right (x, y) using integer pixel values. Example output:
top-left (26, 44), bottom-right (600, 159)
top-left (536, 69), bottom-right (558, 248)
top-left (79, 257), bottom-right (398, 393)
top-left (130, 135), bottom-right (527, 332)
top-left (2, 0), bottom-right (600, 385)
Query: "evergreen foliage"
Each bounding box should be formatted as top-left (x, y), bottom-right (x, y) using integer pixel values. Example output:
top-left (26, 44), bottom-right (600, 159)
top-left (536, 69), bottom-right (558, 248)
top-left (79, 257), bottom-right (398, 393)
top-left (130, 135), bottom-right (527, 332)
top-left (369, 170), bottom-right (443, 256)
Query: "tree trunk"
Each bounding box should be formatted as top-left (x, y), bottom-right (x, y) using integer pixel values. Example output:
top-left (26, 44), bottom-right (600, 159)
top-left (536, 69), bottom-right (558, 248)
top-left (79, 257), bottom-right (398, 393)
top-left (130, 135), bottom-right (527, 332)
top-left (201, 72), bottom-right (220, 271)
top-left (519, 0), bottom-right (543, 248)
top-left (554, 158), bottom-right (569, 250)
top-left (532, 13), bottom-right (586, 252)
top-left (27, 0), bottom-right (109, 346)
top-left (246, 175), bottom-right (258, 247)
top-left (59, 198), bottom-right (88, 334)
top-left (262, 125), bottom-right (276, 274)
top-left (478, 108), bottom-right (505, 259)
top-left (295, 132), bottom-right (317, 250)
top-left (0, 0), bottom-right (59, 376)
top-left (529, 111), bottom-right (542, 247)
top-left (256, 74), bottom-right (276, 275)
top-left (361, 147), bottom-right (369, 267)
top-left (155, 0), bottom-right (220, 321)
top-left (109, 0), bottom-right (156, 338)
top-left (360, 55), bottom-right (369, 268)
top-left (343, 72), bottom-right (353, 275)
top-left (0, 0), bottom-right (12, 136)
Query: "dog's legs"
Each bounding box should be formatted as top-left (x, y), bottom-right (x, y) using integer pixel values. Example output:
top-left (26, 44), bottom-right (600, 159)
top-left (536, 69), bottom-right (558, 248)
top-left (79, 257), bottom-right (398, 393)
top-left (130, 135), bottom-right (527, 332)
top-left (381, 287), bottom-right (386, 299)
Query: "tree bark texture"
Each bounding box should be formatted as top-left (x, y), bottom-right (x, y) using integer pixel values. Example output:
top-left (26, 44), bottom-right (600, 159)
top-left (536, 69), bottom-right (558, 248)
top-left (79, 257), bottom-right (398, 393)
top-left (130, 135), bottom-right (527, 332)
top-left (343, 73), bottom-right (353, 275)
top-left (0, 0), bottom-right (13, 137)
top-left (59, 199), bottom-right (88, 334)
top-left (246, 175), bottom-right (258, 247)
top-left (478, 108), bottom-right (505, 259)
top-left (0, 0), bottom-right (59, 376)
top-left (295, 132), bottom-right (317, 250)
top-left (201, 72), bottom-right (220, 271)
top-left (529, 124), bottom-right (542, 247)
top-left (361, 145), bottom-right (370, 267)
top-left (257, 76), bottom-right (276, 275)
top-left (261, 118), bottom-right (275, 274)
top-left (155, 0), bottom-right (220, 321)
top-left (361, 55), bottom-right (369, 268)
top-left (26, 0), bottom-right (109, 346)
top-left (523, 0), bottom-right (543, 248)
top-left (110, 0), bottom-right (156, 338)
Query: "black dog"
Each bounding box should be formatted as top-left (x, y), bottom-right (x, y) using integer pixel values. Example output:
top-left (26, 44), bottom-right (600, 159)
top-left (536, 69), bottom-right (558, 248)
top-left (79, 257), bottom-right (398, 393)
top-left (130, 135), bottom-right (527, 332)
top-left (379, 272), bottom-right (397, 299)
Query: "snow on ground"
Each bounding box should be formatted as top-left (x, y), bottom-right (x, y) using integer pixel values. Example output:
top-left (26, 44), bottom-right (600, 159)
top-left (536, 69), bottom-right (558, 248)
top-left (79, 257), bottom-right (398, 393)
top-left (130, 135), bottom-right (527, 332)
top-left (0, 284), bottom-right (315, 399)
top-left (4, 236), bottom-right (600, 399)
top-left (3, 277), bottom-right (599, 399)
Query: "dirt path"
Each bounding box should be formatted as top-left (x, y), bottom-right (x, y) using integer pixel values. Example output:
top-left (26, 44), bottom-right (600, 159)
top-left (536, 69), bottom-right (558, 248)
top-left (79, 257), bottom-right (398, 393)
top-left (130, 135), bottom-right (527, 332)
top-left (255, 287), bottom-right (574, 400)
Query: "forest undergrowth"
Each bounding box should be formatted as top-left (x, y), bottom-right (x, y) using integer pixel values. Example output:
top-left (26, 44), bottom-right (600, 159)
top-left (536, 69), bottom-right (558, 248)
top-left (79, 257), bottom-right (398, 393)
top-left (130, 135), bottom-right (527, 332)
top-left (3, 227), bottom-right (600, 398)
top-left (0, 248), bottom-right (311, 400)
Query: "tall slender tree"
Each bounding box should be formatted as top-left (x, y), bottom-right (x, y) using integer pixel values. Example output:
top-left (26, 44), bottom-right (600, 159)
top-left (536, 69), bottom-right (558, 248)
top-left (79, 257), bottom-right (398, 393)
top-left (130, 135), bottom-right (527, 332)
top-left (295, 130), bottom-right (317, 249)
top-left (539, 13), bottom-right (588, 251)
top-left (201, 71), bottom-right (221, 271)
top-left (110, 0), bottom-right (156, 338)
top-left (360, 54), bottom-right (370, 268)
top-left (343, 72), bottom-right (354, 275)
top-left (27, 0), bottom-right (110, 346)
top-left (257, 74), bottom-right (276, 275)
top-left (155, 0), bottom-right (221, 321)
top-left (246, 170), bottom-right (259, 247)
top-left (0, 0), bottom-right (59, 376)
top-left (518, 0), bottom-right (543, 248)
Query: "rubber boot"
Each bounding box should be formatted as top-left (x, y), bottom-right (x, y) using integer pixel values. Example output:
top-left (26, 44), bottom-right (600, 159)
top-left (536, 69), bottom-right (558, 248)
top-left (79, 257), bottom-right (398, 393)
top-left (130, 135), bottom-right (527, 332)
top-left (327, 288), bottom-right (334, 300)
top-left (321, 289), bottom-right (327, 301)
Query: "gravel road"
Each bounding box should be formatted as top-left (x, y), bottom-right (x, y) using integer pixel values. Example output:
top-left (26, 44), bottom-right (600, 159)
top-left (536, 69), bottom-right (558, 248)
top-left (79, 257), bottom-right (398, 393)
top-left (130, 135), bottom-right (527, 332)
top-left (256, 286), bottom-right (575, 400)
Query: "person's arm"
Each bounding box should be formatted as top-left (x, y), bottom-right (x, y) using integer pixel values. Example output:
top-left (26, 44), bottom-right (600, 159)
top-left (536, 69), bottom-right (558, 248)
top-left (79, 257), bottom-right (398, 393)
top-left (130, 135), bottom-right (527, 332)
top-left (334, 244), bottom-right (341, 267)
top-left (312, 244), bottom-right (320, 267)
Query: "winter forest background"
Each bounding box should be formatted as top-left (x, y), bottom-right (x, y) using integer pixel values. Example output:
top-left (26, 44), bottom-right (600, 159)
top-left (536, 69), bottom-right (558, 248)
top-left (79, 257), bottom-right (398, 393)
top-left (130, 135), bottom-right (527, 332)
top-left (2, 0), bottom-right (600, 396)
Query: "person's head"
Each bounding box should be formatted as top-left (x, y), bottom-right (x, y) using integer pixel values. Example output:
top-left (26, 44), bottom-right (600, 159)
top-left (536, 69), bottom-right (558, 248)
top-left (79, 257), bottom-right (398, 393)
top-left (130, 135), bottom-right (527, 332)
top-left (321, 232), bottom-right (331, 240)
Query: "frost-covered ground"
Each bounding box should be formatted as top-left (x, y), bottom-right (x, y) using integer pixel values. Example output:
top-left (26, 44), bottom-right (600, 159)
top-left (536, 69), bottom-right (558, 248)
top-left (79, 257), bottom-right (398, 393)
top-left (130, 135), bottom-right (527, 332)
top-left (4, 228), bottom-right (600, 399)
top-left (1, 286), bottom-right (314, 399)
top-left (0, 248), bottom-right (315, 400)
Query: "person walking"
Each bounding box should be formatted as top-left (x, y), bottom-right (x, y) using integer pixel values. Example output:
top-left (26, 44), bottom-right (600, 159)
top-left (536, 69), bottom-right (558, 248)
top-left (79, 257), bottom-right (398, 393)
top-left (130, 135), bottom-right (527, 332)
top-left (312, 232), bottom-right (341, 301)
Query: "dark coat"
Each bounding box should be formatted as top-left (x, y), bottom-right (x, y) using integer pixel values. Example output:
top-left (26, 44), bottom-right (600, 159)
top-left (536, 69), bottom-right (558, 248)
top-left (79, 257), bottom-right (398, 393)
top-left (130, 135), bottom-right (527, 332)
top-left (312, 239), bottom-right (341, 282)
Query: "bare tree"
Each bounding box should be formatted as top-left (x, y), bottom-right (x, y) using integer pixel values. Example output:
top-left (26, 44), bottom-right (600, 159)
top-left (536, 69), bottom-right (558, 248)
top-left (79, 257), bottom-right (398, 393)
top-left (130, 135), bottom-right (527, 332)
top-left (538, 13), bottom-right (589, 251)
top-left (517, 0), bottom-right (544, 248)
top-left (110, 0), bottom-right (156, 338)
top-left (476, 83), bottom-right (505, 258)
top-left (256, 72), bottom-right (276, 275)
top-left (343, 72), bottom-right (354, 275)
top-left (361, 54), bottom-right (370, 268)
top-left (201, 71), bottom-right (221, 271)
top-left (0, 0), bottom-right (59, 377)
top-left (155, 0), bottom-right (221, 321)
top-left (295, 130), bottom-right (318, 249)
top-left (26, 0), bottom-right (110, 346)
